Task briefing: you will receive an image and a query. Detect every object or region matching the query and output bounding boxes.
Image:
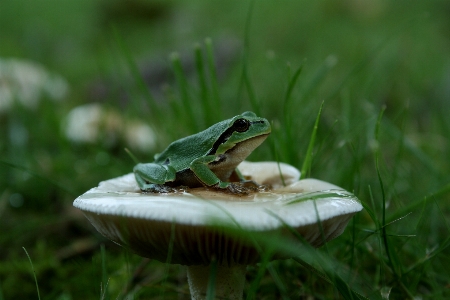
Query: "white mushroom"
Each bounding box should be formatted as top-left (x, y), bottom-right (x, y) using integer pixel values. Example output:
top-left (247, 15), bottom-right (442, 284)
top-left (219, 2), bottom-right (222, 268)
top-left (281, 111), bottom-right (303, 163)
top-left (73, 161), bottom-right (362, 299)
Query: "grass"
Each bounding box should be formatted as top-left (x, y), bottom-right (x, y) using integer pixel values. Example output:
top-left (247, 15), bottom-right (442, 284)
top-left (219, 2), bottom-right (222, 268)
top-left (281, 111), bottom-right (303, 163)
top-left (23, 247), bottom-right (41, 300)
top-left (1, 0), bottom-right (450, 298)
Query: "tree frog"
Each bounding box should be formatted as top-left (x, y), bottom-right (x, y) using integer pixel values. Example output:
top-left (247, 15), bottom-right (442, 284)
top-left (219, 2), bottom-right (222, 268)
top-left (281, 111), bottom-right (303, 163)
top-left (133, 111), bottom-right (271, 193)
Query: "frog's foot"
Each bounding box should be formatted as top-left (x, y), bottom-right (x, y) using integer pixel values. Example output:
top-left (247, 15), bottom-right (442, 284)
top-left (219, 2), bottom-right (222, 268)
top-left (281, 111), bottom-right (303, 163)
top-left (240, 180), bottom-right (272, 192)
top-left (140, 184), bottom-right (176, 194)
top-left (212, 182), bottom-right (265, 195)
top-left (227, 183), bottom-right (254, 195)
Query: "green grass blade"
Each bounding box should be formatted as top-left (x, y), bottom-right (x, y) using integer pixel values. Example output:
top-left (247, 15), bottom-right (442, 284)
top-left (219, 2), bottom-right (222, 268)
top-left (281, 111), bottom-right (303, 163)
top-left (205, 38), bottom-right (222, 119)
top-left (264, 211), bottom-right (371, 299)
top-left (375, 156), bottom-right (401, 277)
top-left (124, 148), bottom-right (140, 164)
top-left (241, 0), bottom-right (259, 113)
top-left (242, 62), bottom-right (258, 113)
top-left (347, 216), bottom-right (357, 282)
top-left (171, 52), bottom-right (198, 131)
top-left (246, 249), bottom-right (273, 300)
top-left (276, 159), bottom-right (286, 187)
top-left (194, 43), bottom-right (212, 127)
top-left (385, 117), bottom-right (440, 175)
top-left (284, 190), bottom-right (357, 206)
top-left (160, 221), bottom-right (176, 299)
top-left (404, 235), bottom-right (450, 275)
top-left (361, 189), bottom-right (379, 228)
top-left (373, 107), bottom-right (392, 288)
top-left (300, 101), bottom-right (324, 179)
top-left (206, 259), bottom-right (217, 300)
top-left (389, 182), bottom-right (450, 222)
top-left (433, 196), bottom-right (450, 232)
top-left (374, 107), bottom-right (402, 279)
top-left (283, 63), bottom-right (304, 162)
top-left (283, 63), bottom-right (304, 114)
top-left (293, 257), bottom-right (332, 284)
top-left (266, 264), bottom-right (289, 300)
top-left (111, 26), bottom-right (160, 122)
top-left (301, 55), bottom-right (337, 100)
top-left (374, 107), bottom-right (416, 297)
top-left (100, 244), bottom-right (109, 300)
top-left (23, 247), bottom-right (41, 300)
top-left (166, 221), bottom-right (176, 265)
top-left (374, 105), bottom-right (385, 142)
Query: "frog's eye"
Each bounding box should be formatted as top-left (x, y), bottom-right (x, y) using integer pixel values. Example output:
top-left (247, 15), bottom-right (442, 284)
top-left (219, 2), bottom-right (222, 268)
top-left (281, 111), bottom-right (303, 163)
top-left (233, 118), bottom-right (250, 132)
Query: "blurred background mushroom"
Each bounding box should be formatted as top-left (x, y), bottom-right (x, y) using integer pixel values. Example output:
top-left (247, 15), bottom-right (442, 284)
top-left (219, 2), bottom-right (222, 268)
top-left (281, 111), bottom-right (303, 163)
top-left (63, 103), bottom-right (158, 153)
top-left (0, 57), bottom-right (68, 113)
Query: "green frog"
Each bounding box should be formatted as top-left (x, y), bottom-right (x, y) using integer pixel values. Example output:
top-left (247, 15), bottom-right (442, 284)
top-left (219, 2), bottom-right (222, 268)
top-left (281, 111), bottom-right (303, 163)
top-left (133, 111), bottom-right (271, 193)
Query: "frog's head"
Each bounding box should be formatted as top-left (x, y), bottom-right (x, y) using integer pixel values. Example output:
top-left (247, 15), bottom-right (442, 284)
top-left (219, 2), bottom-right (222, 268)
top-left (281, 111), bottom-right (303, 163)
top-left (213, 111), bottom-right (271, 156)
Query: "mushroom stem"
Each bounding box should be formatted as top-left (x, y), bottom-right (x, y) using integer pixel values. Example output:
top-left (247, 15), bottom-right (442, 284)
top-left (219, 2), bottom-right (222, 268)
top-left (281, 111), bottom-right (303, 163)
top-left (186, 264), bottom-right (246, 300)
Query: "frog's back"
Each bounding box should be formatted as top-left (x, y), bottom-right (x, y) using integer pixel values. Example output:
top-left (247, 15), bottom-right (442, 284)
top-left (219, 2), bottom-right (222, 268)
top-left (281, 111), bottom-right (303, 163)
top-left (154, 120), bottom-right (229, 171)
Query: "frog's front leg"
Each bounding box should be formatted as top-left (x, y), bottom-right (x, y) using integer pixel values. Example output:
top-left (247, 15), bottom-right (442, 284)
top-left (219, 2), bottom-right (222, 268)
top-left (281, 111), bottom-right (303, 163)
top-left (133, 163), bottom-right (176, 193)
top-left (190, 156), bottom-right (252, 194)
top-left (190, 155), bottom-right (226, 187)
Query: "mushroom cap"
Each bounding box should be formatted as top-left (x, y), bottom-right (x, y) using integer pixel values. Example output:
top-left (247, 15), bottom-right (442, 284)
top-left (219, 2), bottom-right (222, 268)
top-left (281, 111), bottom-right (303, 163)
top-left (74, 161), bottom-right (362, 265)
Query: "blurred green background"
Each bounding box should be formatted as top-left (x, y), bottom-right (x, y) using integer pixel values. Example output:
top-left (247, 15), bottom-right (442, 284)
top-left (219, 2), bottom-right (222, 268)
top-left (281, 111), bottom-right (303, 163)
top-left (1, 0), bottom-right (449, 298)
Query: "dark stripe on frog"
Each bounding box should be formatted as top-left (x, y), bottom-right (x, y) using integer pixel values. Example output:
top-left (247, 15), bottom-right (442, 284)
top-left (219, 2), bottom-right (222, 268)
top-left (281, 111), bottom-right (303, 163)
top-left (206, 120), bottom-right (265, 156)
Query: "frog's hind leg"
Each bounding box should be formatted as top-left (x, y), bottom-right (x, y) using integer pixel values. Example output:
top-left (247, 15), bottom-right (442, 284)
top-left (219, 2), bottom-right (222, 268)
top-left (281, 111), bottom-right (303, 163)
top-left (134, 174), bottom-right (158, 192)
top-left (133, 163), bottom-right (176, 193)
